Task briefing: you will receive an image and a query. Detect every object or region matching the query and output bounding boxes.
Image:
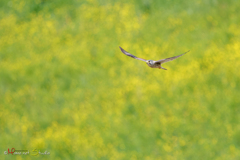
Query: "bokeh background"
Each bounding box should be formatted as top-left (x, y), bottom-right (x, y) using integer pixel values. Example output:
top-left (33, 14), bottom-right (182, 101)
top-left (1, 0), bottom-right (240, 159)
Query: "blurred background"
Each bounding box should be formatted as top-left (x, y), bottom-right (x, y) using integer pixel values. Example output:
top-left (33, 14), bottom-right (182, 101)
top-left (0, 0), bottom-right (240, 159)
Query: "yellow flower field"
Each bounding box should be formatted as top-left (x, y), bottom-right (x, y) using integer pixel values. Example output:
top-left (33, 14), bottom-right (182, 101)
top-left (1, 0), bottom-right (240, 159)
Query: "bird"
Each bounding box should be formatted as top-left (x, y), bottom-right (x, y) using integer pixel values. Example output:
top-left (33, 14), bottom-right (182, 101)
top-left (119, 46), bottom-right (189, 70)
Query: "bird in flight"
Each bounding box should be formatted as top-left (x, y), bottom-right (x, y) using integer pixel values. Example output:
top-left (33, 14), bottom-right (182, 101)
top-left (119, 46), bottom-right (189, 70)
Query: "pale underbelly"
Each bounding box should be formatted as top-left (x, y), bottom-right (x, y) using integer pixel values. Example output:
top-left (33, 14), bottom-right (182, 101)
top-left (147, 64), bottom-right (160, 68)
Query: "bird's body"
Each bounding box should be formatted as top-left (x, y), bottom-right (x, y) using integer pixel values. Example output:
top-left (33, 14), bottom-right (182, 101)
top-left (119, 46), bottom-right (189, 70)
top-left (146, 60), bottom-right (159, 68)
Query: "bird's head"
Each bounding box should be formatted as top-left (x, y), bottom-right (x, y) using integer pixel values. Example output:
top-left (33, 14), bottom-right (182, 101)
top-left (146, 60), bottom-right (154, 65)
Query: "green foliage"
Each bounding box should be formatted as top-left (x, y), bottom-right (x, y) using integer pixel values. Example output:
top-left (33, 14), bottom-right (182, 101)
top-left (1, 0), bottom-right (240, 159)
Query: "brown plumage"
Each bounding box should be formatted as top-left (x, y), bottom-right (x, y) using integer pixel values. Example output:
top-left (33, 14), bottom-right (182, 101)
top-left (119, 46), bottom-right (189, 70)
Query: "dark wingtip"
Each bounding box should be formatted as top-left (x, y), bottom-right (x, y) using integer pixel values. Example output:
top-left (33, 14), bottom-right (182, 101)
top-left (119, 46), bottom-right (125, 52)
top-left (184, 50), bottom-right (190, 54)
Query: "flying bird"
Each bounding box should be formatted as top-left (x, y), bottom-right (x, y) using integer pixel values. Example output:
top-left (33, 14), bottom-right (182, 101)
top-left (119, 46), bottom-right (189, 70)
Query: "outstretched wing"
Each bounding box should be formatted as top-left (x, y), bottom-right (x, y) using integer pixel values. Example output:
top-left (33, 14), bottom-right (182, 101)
top-left (156, 50), bottom-right (190, 64)
top-left (119, 46), bottom-right (147, 62)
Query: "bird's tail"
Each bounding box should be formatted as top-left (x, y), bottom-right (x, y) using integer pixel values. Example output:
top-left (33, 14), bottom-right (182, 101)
top-left (161, 67), bottom-right (167, 70)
